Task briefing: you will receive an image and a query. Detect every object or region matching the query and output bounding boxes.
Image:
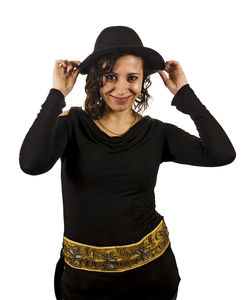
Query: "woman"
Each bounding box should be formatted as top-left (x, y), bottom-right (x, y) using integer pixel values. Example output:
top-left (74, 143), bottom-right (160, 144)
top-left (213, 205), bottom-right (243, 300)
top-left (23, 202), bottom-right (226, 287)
top-left (19, 26), bottom-right (236, 300)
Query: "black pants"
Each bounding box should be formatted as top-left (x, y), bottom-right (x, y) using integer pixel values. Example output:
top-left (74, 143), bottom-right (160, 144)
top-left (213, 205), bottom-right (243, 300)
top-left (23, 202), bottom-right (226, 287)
top-left (170, 288), bottom-right (178, 300)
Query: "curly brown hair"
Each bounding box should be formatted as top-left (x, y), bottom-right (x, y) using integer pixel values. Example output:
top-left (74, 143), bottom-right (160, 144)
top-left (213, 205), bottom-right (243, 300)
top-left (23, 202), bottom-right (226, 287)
top-left (84, 51), bottom-right (154, 119)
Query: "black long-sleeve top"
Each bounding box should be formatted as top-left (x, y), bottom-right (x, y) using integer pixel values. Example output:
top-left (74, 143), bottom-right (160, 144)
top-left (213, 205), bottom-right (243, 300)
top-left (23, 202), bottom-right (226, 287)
top-left (19, 84), bottom-right (236, 247)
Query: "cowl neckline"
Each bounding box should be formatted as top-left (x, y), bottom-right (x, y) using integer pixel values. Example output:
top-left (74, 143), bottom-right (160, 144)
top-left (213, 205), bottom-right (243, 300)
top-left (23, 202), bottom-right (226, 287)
top-left (77, 108), bottom-right (153, 152)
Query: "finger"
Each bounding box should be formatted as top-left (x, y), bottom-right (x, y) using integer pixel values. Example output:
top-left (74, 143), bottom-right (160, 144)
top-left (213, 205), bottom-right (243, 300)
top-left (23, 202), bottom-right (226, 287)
top-left (64, 60), bottom-right (81, 73)
top-left (55, 60), bottom-right (67, 72)
top-left (55, 60), bottom-right (67, 66)
top-left (157, 70), bottom-right (169, 83)
top-left (162, 63), bottom-right (170, 73)
top-left (62, 60), bottom-right (72, 73)
top-left (70, 61), bottom-right (81, 67)
top-left (68, 61), bottom-right (81, 70)
top-left (166, 60), bottom-right (179, 68)
top-left (55, 60), bottom-right (81, 75)
top-left (72, 66), bottom-right (81, 79)
top-left (167, 60), bottom-right (179, 64)
top-left (55, 60), bottom-right (66, 65)
top-left (62, 60), bottom-right (78, 73)
top-left (70, 63), bottom-right (82, 76)
top-left (165, 64), bottom-right (171, 72)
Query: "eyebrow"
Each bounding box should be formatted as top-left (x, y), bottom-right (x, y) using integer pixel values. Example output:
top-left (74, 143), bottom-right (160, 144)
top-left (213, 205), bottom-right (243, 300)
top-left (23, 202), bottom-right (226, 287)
top-left (108, 72), bottom-right (140, 75)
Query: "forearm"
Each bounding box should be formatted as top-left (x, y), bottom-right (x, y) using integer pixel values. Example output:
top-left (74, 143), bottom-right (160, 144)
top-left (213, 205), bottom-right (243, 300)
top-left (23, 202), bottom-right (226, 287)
top-left (166, 84), bottom-right (236, 166)
top-left (19, 89), bottom-right (67, 174)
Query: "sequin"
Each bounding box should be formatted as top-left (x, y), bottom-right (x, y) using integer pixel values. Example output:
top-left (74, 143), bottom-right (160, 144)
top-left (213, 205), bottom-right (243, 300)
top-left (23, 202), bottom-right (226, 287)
top-left (62, 219), bottom-right (170, 273)
top-left (69, 246), bottom-right (82, 265)
top-left (135, 242), bottom-right (150, 261)
top-left (99, 252), bottom-right (117, 269)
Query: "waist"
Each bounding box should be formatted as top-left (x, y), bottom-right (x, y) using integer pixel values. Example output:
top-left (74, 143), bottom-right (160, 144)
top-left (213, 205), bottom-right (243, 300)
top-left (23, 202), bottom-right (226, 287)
top-left (62, 219), bottom-right (170, 273)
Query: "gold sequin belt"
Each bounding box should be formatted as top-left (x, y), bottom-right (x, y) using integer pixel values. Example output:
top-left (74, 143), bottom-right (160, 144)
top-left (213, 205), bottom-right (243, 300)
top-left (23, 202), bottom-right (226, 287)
top-left (62, 219), bottom-right (170, 273)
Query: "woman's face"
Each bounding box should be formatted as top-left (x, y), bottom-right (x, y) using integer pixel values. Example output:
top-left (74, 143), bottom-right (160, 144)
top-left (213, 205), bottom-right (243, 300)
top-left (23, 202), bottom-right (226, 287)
top-left (99, 54), bottom-right (144, 113)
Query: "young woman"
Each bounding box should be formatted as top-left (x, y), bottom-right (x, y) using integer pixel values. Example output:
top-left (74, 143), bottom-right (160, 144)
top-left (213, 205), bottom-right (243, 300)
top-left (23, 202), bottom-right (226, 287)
top-left (19, 26), bottom-right (236, 300)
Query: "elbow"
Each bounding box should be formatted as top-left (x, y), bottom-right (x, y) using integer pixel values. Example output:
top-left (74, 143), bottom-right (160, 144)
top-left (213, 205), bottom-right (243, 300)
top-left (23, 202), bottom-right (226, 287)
top-left (216, 149), bottom-right (236, 166)
top-left (19, 153), bottom-right (40, 175)
top-left (205, 148), bottom-right (236, 167)
top-left (224, 150), bottom-right (236, 165)
top-left (19, 149), bottom-right (52, 175)
top-left (19, 161), bottom-right (43, 175)
top-left (19, 158), bottom-right (51, 175)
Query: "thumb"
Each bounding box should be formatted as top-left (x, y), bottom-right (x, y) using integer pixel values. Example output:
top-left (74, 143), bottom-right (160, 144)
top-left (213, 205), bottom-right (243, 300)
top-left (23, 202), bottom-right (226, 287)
top-left (157, 70), bottom-right (169, 85)
top-left (72, 66), bottom-right (81, 79)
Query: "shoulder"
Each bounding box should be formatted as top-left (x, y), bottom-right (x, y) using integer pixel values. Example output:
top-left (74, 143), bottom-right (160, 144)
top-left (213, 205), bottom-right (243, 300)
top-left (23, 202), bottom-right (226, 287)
top-left (147, 116), bottom-right (177, 134)
top-left (59, 110), bottom-right (70, 116)
top-left (59, 107), bottom-right (84, 117)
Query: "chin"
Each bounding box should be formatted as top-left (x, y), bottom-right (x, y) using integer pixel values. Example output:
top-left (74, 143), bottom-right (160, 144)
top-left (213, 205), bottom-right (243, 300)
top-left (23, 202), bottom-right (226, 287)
top-left (105, 102), bottom-right (132, 112)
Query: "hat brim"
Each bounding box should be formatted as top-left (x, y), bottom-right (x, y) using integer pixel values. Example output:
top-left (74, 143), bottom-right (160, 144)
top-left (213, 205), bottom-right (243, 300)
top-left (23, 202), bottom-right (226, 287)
top-left (76, 46), bottom-right (165, 75)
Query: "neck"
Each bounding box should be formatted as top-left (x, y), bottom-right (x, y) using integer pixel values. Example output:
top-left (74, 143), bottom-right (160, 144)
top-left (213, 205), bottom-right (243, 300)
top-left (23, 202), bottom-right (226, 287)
top-left (102, 107), bottom-right (136, 124)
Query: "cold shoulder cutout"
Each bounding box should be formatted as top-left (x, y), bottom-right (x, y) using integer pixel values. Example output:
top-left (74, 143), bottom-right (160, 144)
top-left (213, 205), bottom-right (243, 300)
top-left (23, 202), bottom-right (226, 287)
top-left (59, 110), bottom-right (69, 116)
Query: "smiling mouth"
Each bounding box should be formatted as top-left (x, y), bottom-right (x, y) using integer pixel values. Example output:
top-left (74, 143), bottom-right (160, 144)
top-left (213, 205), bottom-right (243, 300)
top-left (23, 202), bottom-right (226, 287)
top-left (110, 95), bottom-right (132, 102)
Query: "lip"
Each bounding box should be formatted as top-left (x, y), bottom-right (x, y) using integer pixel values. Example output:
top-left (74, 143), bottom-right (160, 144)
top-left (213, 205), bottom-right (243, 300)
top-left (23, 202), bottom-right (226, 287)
top-left (110, 95), bottom-right (132, 102)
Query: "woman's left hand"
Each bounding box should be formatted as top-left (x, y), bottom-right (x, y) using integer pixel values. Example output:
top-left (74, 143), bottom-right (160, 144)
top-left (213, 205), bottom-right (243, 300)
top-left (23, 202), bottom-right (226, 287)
top-left (157, 60), bottom-right (188, 95)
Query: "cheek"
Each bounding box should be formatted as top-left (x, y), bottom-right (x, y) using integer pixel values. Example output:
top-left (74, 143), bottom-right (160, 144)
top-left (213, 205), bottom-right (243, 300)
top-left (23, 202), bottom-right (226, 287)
top-left (100, 82), bottom-right (112, 94)
top-left (100, 81), bottom-right (142, 96)
top-left (132, 82), bottom-right (143, 94)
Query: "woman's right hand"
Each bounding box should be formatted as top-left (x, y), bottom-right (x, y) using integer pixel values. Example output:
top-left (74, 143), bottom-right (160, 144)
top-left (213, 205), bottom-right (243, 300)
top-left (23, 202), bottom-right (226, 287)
top-left (53, 59), bottom-right (81, 97)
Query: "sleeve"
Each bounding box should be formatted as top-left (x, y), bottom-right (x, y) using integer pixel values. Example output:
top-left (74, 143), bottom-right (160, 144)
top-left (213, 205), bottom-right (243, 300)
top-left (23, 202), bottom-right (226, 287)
top-left (19, 88), bottom-right (71, 175)
top-left (161, 84), bottom-right (236, 166)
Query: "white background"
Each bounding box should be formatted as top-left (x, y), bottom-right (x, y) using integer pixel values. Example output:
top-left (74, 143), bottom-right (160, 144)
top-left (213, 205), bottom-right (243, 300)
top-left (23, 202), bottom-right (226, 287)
top-left (1, 0), bottom-right (249, 299)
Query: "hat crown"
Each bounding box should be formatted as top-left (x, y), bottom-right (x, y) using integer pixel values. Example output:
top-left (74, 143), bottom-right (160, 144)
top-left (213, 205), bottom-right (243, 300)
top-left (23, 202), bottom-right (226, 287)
top-left (78, 25), bottom-right (165, 75)
top-left (94, 26), bottom-right (143, 52)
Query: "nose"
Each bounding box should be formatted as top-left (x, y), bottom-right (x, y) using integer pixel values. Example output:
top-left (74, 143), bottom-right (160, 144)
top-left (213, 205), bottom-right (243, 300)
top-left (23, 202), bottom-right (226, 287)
top-left (113, 78), bottom-right (130, 96)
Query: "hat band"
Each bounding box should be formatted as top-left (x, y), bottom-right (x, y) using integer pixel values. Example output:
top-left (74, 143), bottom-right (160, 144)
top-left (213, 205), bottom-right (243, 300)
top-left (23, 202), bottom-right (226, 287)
top-left (62, 219), bottom-right (170, 273)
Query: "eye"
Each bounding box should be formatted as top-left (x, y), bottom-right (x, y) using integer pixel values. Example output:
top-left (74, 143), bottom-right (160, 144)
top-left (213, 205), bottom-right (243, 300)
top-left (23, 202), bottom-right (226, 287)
top-left (105, 74), bottom-right (138, 81)
top-left (129, 76), bottom-right (138, 81)
top-left (105, 74), bottom-right (116, 81)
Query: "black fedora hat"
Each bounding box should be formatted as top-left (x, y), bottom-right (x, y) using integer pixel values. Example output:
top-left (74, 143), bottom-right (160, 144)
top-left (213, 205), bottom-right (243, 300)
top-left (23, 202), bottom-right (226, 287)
top-left (77, 26), bottom-right (166, 75)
